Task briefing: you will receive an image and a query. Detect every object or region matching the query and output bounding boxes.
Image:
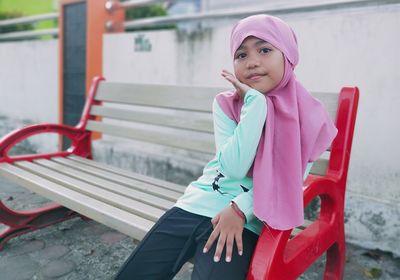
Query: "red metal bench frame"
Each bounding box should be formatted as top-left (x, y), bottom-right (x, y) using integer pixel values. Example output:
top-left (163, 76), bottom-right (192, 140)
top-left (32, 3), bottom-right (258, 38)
top-left (0, 77), bottom-right (104, 250)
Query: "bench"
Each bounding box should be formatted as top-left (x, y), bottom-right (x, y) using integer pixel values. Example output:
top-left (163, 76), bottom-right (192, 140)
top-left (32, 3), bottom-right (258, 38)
top-left (0, 76), bottom-right (359, 279)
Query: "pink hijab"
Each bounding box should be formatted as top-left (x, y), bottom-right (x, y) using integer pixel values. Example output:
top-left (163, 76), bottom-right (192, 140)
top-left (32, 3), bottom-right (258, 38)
top-left (216, 15), bottom-right (337, 230)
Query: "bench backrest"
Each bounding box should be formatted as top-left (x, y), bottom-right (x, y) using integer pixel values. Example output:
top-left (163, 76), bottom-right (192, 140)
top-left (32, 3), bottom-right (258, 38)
top-left (80, 77), bottom-right (359, 181)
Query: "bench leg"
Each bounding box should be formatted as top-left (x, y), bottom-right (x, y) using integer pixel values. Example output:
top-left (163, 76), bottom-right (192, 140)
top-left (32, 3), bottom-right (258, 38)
top-left (0, 200), bottom-right (80, 250)
top-left (324, 229), bottom-right (346, 280)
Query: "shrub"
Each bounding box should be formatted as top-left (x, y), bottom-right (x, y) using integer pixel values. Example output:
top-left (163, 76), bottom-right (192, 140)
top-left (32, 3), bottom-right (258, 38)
top-left (0, 11), bottom-right (33, 33)
top-left (123, 3), bottom-right (174, 31)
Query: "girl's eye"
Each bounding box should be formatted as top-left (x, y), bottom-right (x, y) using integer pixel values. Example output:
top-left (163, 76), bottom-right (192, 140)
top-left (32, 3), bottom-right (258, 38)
top-left (236, 52), bottom-right (247, 59)
top-left (260, 48), bottom-right (272, 54)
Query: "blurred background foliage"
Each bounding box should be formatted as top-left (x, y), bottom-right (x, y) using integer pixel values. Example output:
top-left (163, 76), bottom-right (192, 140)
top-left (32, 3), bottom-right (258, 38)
top-left (0, 0), bottom-right (56, 33)
top-left (0, 11), bottom-right (34, 33)
top-left (0, 0), bottom-right (170, 34)
top-left (125, 3), bottom-right (167, 19)
top-left (122, 0), bottom-right (172, 31)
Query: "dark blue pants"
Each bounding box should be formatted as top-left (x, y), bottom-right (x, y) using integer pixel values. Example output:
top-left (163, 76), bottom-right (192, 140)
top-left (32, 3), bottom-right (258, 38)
top-left (115, 207), bottom-right (258, 280)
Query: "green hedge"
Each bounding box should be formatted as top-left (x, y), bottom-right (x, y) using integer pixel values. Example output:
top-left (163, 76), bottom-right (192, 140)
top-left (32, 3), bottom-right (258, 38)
top-left (0, 11), bottom-right (33, 33)
top-left (124, 3), bottom-right (174, 31)
top-left (125, 4), bottom-right (167, 20)
top-left (0, 3), bottom-right (171, 34)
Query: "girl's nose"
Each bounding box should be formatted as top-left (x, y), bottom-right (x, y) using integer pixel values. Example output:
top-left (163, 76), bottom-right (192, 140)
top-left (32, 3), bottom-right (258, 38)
top-left (246, 58), bottom-right (260, 69)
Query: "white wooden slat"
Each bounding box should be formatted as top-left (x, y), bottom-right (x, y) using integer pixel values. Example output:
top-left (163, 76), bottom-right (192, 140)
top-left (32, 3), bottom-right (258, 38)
top-left (68, 155), bottom-right (187, 193)
top-left (35, 158), bottom-right (181, 202)
top-left (94, 82), bottom-right (337, 122)
top-left (86, 120), bottom-right (215, 154)
top-left (14, 161), bottom-right (165, 221)
top-left (290, 219), bottom-right (314, 238)
top-left (53, 158), bottom-right (183, 197)
top-left (26, 159), bottom-right (174, 209)
top-left (309, 159), bottom-right (329, 176)
top-left (50, 157), bottom-right (183, 200)
top-left (0, 163), bottom-right (154, 240)
top-left (95, 82), bottom-right (226, 112)
top-left (311, 92), bottom-right (339, 122)
top-left (90, 105), bottom-right (214, 133)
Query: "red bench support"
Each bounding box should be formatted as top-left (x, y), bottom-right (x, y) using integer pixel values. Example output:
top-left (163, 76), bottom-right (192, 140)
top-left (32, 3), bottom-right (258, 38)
top-left (0, 77), bottom-right (103, 250)
top-left (247, 87), bottom-right (359, 280)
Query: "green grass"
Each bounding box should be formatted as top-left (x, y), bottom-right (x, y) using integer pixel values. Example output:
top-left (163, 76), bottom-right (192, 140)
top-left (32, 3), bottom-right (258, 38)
top-left (0, 0), bottom-right (57, 29)
top-left (0, 0), bottom-right (55, 14)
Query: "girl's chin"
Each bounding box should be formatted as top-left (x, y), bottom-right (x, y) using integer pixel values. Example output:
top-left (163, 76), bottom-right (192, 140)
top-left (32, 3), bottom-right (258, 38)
top-left (253, 86), bottom-right (269, 94)
top-left (247, 82), bottom-right (271, 94)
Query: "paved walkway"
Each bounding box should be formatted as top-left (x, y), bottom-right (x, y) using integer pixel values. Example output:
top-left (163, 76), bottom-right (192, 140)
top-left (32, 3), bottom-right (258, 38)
top-left (1, 176), bottom-right (399, 280)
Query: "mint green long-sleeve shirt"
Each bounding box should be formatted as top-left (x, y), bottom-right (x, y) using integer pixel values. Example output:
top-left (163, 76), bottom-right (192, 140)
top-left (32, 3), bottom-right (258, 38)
top-left (174, 89), bottom-right (312, 235)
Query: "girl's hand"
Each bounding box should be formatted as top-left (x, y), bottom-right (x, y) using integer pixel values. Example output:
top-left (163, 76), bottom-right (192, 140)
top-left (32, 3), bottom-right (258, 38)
top-left (221, 69), bottom-right (251, 98)
top-left (203, 204), bottom-right (245, 262)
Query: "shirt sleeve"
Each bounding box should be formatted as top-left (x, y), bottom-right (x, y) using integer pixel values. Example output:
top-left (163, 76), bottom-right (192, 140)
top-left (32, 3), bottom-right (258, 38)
top-left (213, 89), bottom-right (267, 180)
top-left (232, 189), bottom-right (255, 222)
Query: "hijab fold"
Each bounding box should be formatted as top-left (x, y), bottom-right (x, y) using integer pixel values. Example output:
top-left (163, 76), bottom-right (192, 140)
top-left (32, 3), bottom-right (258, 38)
top-left (216, 15), bottom-right (337, 230)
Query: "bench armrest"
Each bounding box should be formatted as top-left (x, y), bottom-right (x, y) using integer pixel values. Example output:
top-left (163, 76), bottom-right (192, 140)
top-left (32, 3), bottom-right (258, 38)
top-left (303, 175), bottom-right (342, 221)
top-left (247, 176), bottom-right (343, 279)
top-left (0, 123), bottom-right (92, 163)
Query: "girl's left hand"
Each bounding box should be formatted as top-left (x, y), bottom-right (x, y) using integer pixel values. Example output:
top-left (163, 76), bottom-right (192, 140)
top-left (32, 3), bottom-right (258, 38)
top-left (203, 205), bottom-right (245, 262)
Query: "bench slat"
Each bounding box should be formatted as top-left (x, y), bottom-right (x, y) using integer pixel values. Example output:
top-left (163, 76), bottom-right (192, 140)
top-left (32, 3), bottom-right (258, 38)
top-left (309, 159), bottom-right (329, 176)
top-left (15, 160), bottom-right (165, 222)
top-left (32, 159), bottom-right (175, 209)
top-left (311, 92), bottom-right (339, 122)
top-left (86, 120), bottom-right (215, 155)
top-left (90, 105), bottom-right (214, 133)
top-left (296, 219), bottom-right (314, 230)
top-left (290, 219), bottom-right (314, 238)
top-left (68, 155), bottom-right (187, 193)
top-left (35, 158), bottom-right (181, 202)
top-left (95, 82), bottom-right (224, 112)
top-left (0, 163), bottom-right (154, 240)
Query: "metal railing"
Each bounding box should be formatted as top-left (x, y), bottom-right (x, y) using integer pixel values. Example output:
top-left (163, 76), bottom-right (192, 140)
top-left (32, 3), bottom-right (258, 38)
top-left (0, 12), bottom-right (58, 41)
top-left (0, 12), bottom-right (58, 27)
top-left (0, 28), bottom-right (58, 41)
top-left (119, 0), bottom-right (400, 29)
top-left (104, 0), bottom-right (167, 15)
top-left (1, 0), bottom-right (399, 41)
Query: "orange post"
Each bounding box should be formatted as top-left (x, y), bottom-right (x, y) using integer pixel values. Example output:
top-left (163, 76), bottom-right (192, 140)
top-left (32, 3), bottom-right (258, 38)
top-left (86, 0), bottom-right (124, 93)
top-left (58, 0), bottom-right (86, 150)
top-left (59, 0), bottom-right (125, 149)
top-left (86, 0), bottom-right (124, 141)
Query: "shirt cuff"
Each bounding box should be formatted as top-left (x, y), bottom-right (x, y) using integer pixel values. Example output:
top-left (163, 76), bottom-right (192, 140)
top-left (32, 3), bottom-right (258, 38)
top-left (232, 191), bottom-right (256, 223)
top-left (244, 88), bottom-right (264, 103)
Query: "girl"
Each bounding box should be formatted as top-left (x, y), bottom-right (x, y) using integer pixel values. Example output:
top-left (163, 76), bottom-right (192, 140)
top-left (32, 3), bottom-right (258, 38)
top-left (115, 14), bottom-right (336, 280)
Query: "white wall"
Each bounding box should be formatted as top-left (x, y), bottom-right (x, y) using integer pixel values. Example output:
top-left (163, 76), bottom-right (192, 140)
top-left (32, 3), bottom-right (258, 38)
top-left (0, 39), bottom-right (58, 123)
top-left (0, 39), bottom-right (59, 153)
top-left (104, 4), bottom-right (400, 254)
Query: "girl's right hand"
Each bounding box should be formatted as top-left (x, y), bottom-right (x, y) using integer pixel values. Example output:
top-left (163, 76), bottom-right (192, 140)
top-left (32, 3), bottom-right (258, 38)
top-left (221, 69), bottom-right (251, 98)
top-left (203, 205), bottom-right (245, 263)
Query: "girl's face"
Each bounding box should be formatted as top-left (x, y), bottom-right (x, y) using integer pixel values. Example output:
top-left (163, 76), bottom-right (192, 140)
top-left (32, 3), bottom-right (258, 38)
top-left (233, 36), bottom-right (284, 93)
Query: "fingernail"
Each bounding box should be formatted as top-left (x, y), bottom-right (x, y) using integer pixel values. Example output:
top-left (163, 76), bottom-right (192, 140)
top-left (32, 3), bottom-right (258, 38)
top-left (214, 256), bottom-right (220, 262)
top-left (239, 251), bottom-right (243, 256)
top-left (203, 247), bottom-right (208, 253)
top-left (226, 256), bottom-right (231, 262)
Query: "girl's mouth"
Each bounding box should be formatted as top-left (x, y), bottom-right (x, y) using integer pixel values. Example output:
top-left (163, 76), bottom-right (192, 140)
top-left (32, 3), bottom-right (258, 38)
top-left (248, 74), bottom-right (265, 81)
